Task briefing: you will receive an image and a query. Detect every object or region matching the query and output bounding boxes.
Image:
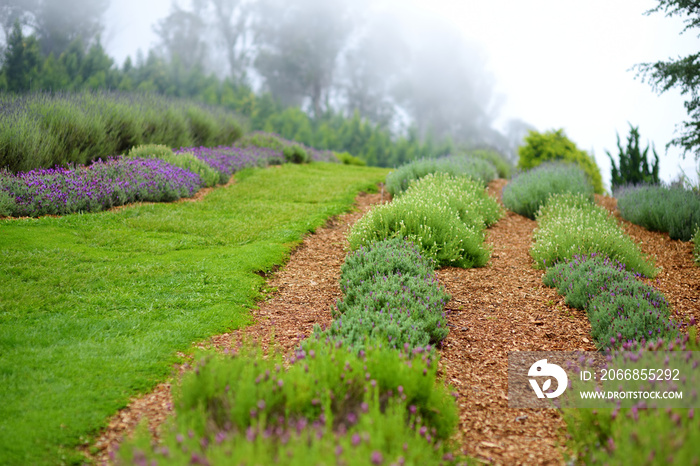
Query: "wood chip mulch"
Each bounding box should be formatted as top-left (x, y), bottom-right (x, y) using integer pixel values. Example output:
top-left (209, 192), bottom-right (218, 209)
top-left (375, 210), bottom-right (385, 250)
top-left (88, 181), bottom-right (700, 466)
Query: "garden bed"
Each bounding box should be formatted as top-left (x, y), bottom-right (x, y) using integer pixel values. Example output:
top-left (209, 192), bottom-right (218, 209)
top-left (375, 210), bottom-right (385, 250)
top-left (88, 180), bottom-right (700, 465)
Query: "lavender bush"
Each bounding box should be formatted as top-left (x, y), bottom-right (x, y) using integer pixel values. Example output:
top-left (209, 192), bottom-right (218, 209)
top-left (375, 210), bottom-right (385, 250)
top-left (235, 131), bottom-right (338, 163)
top-left (0, 157), bottom-right (200, 217)
top-left (175, 145), bottom-right (286, 183)
top-left (542, 253), bottom-right (678, 349)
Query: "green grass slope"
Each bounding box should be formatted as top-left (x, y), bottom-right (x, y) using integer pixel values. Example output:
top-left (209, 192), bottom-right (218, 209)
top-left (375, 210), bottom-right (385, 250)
top-left (0, 162), bottom-right (388, 465)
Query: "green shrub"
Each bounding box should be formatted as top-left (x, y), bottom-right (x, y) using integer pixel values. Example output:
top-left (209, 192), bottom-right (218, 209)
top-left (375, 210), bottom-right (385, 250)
top-left (349, 174), bottom-right (501, 268)
top-left (616, 184), bottom-right (700, 241)
top-left (127, 144), bottom-right (174, 159)
top-left (399, 173), bottom-right (503, 227)
top-left (348, 200), bottom-right (488, 268)
top-left (502, 162), bottom-right (594, 219)
top-left (127, 144), bottom-right (220, 188)
top-left (335, 151), bottom-right (366, 166)
top-left (564, 402), bottom-right (700, 465)
top-left (518, 129), bottom-right (604, 194)
top-left (0, 91), bottom-right (244, 173)
top-left (283, 145), bottom-right (310, 164)
top-left (465, 148), bottom-right (512, 179)
top-left (340, 238), bottom-right (437, 286)
top-left (531, 193), bottom-right (657, 277)
top-left (542, 254), bottom-right (635, 309)
top-left (385, 155), bottom-right (497, 196)
top-left (0, 186), bottom-right (16, 216)
top-left (118, 339), bottom-right (461, 465)
top-left (694, 227), bottom-right (700, 265)
top-left (606, 124), bottom-right (660, 189)
top-left (542, 254), bottom-right (675, 349)
top-left (324, 239), bottom-right (450, 351)
top-left (587, 291), bottom-right (678, 349)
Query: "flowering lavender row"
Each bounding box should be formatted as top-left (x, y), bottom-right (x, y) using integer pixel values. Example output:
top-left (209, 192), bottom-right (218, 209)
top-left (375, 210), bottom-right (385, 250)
top-left (543, 253), bottom-right (679, 349)
top-left (318, 238), bottom-right (451, 352)
top-left (174, 145), bottom-right (285, 177)
top-left (0, 157), bottom-right (200, 217)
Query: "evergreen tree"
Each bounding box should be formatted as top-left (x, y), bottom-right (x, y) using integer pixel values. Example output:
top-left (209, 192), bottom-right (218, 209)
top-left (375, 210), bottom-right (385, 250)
top-left (607, 124), bottom-right (660, 189)
top-left (636, 1), bottom-right (700, 159)
top-left (1, 20), bottom-right (42, 92)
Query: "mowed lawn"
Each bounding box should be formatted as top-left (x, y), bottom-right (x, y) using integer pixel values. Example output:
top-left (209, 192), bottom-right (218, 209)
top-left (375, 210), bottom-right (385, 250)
top-left (0, 163), bottom-right (389, 465)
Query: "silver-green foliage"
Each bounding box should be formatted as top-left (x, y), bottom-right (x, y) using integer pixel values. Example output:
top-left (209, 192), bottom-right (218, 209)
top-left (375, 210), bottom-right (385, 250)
top-left (117, 339), bottom-right (461, 465)
top-left (502, 162), bottom-right (594, 219)
top-left (385, 155), bottom-right (497, 196)
top-left (349, 173), bottom-right (503, 268)
top-left (324, 238), bottom-right (450, 351)
top-left (616, 184), bottom-right (700, 241)
top-left (531, 193), bottom-right (657, 277)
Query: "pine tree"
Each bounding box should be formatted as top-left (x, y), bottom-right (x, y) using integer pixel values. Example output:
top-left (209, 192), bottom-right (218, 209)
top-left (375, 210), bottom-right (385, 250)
top-left (2, 21), bottom-right (42, 92)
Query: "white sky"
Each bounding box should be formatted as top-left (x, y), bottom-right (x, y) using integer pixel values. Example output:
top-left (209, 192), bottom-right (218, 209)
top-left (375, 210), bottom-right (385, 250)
top-left (105, 0), bottom-right (700, 189)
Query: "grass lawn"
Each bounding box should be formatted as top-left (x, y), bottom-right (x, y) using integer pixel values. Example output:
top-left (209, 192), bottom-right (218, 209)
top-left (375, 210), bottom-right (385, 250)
top-left (0, 162), bottom-right (389, 465)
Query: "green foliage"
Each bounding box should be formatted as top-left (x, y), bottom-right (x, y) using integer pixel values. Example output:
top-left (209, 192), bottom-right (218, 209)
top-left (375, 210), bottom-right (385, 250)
top-left (587, 291), bottom-right (678, 349)
top-left (322, 239), bottom-right (450, 350)
top-left (0, 163), bottom-right (388, 465)
top-left (0, 92), bottom-right (244, 173)
top-left (350, 174), bottom-right (503, 268)
top-left (2, 21), bottom-right (43, 93)
top-left (128, 144), bottom-right (220, 188)
top-left (336, 151), bottom-right (366, 166)
top-left (0, 188), bottom-right (16, 217)
top-left (385, 155), bottom-right (498, 196)
top-left (542, 254), bottom-right (675, 349)
top-left (283, 145), bottom-right (310, 164)
top-left (564, 405), bottom-right (700, 465)
top-left (518, 129), bottom-right (604, 194)
top-left (465, 148), bottom-right (512, 179)
top-left (502, 162), bottom-right (594, 219)
top-left (694, 227), bottom-right (700, 265)
top-left (127, 143), bottom-right (174, 159)
top-left (531, 193), bottom-right (658, 277)
top-left (400, 173), bottom-right (504, 228)
top-left (635, 1), bottom-right (700, 159)
top-left (118, 338), bottom-right (462, 465)
top-left (607, 124), bottom-right (660, 189)
top-left (616, 184), bottom-right (700, 241)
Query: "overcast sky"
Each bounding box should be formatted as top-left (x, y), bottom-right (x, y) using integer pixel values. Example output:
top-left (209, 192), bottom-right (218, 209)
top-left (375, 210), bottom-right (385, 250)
top-left (105, 0), bottom-right (699, 189)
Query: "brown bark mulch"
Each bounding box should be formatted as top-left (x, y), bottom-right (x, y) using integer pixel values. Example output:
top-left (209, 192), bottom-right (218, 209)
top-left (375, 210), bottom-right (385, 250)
top-left (88, 181), bottom-right (700, 465)
top-left (436, 179), bottom-right (595, 465)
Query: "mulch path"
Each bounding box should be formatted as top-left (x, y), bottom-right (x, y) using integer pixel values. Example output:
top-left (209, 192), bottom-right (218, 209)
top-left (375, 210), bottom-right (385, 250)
top-left (89, 181), bottom-right (699, 465)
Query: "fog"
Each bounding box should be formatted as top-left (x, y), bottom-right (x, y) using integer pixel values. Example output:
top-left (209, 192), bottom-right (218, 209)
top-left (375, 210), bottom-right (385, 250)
top-left (41, 0), bottom-right (700, 185)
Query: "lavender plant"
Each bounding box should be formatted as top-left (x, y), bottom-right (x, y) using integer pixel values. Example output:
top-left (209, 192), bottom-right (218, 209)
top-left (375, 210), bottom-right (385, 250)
top-left (322, 239), bottom-right (450, 351)
top-left (385, 154), bottom-right (498, 196)
top-left (0, 157), bottom-right (201, 217)
top-left (502, 162), bottom-right (594, 219)
top-left (0, 91), bottom-right (244, 173)
top-left (349, 174), bottom-right (501, 268)
top-left (128, 144), bottom-right (220, 188)
top-left (175, 145), bottom-right (286, 184)
top-left (616, 184), bottom-right (700, 241)
top-left (542, 254), bottom-right (677, 350)
top-left (235, 131), bottom-right (338, 163)
top-left (117, 339), bottom-right (461, 465)
top-left (694, 227), bottom-right (700, 265)
top-left (531, 193), bottom-right (657, 277)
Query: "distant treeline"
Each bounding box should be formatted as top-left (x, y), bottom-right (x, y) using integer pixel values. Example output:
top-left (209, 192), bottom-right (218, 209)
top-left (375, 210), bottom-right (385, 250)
top-left (0, 22), bottom-right (473, 170)
top-left (0, 2), bottom-right (521, 171)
